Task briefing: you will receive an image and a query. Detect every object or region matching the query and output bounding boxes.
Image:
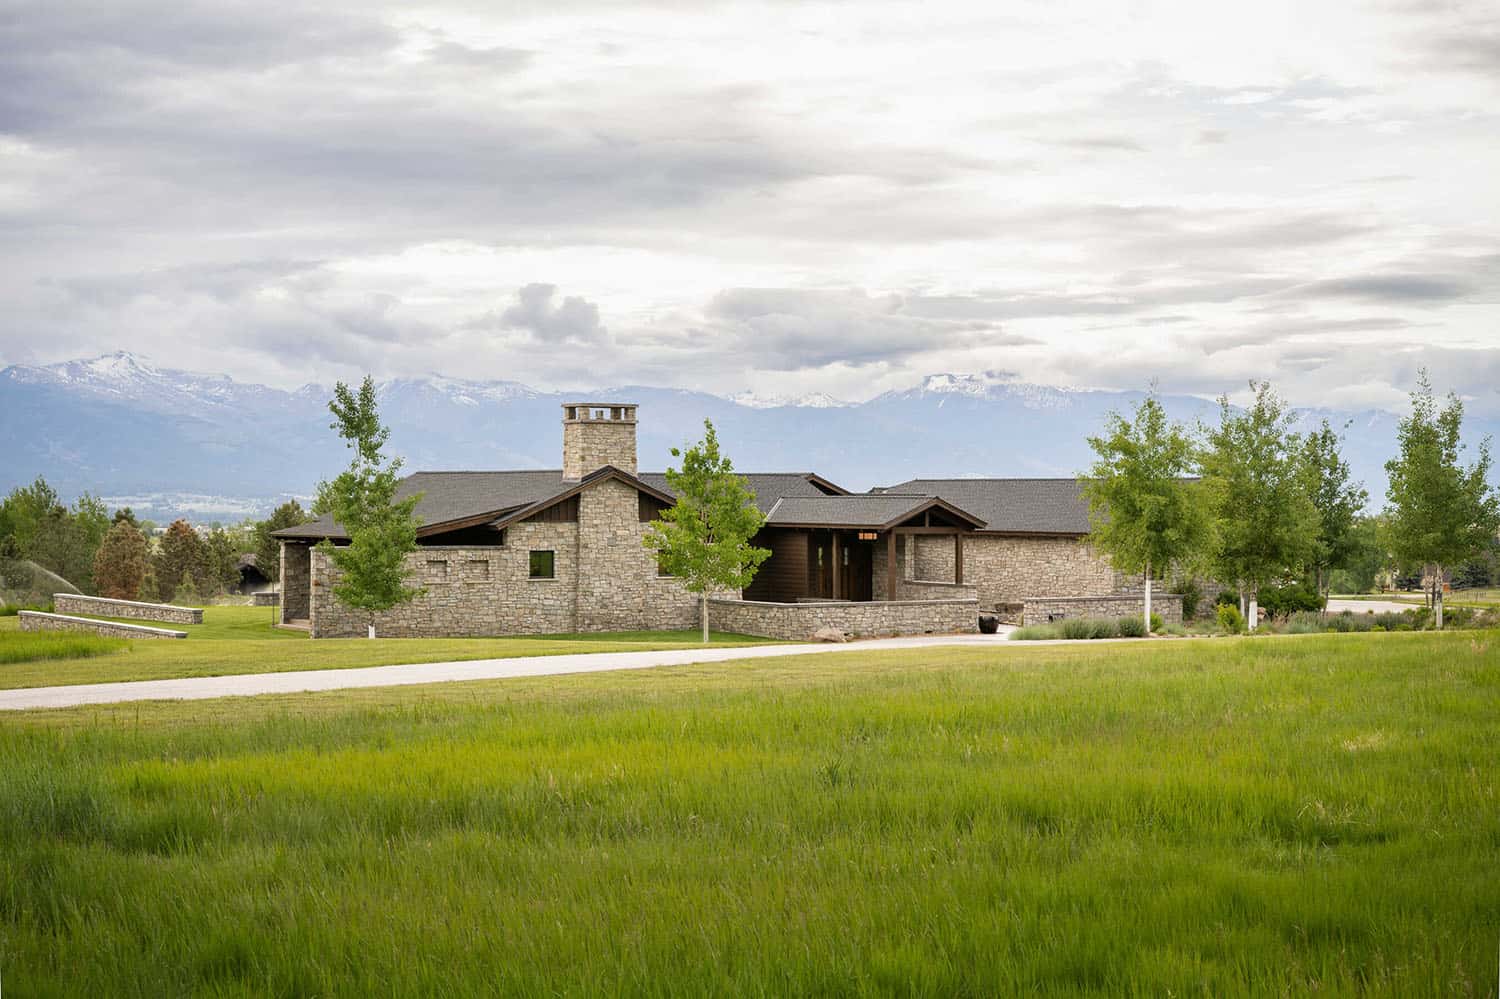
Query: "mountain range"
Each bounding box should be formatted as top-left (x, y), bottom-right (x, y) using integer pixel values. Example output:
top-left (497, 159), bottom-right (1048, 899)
top-left (3, 352), bottom-right (1492, 522)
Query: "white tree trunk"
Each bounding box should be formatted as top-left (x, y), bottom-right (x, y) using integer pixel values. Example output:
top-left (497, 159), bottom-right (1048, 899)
top-left (1434, 568), bottom-right (1444, 629)
top-left (1247, 598), bottom-right (1258, 632)
top-left (1144, 567), bottom-right (1153, 635)
top-left (701, 591), bottom-right (709, 643)
top-left (368, 621), bottom-right (376, 640)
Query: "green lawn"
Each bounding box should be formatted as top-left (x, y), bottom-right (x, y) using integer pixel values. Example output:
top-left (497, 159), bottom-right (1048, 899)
top-left (0, 606), bottom-right (773, 689)
top-left (2, 631), bottom-right (1496, 995)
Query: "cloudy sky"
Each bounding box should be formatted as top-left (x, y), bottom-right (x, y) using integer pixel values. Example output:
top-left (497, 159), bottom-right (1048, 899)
top-left (2, 0), bottom-right (1498, 412)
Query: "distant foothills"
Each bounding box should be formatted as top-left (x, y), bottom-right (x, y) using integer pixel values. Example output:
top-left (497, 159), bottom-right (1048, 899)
top-left (3, 352), bottom-right (1495, 522)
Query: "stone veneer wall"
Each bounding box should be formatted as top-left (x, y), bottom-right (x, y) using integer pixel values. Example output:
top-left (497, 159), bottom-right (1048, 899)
top-left (911, 534), bottom-right (1132, 610)
top-left (53, 593), bottom-right (202, 624)
top-left (1022, 593), bottom-right (1183, 626)
top-left (20, 610), bottom-right (186, 639)
top-left (252, 591), bottom-right (280, 606)
top-left (576, 477), bottom-right (702, 631)
top-left (896, 579), bottom-right (978, 602)
top-left (281, 542), bottom-right (311, 622)
top-left (708, 597), bottom-right (977, 642)
top-left (307, 481), bottom-right (709, 638)
top-left (563, 412), bottom-right (637, 478)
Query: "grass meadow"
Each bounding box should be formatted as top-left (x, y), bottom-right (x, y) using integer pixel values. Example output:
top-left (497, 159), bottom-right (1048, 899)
top-left (0, 606), bottom-right (771, 689)
top-left (2, 630), bottom-right (1497, 995)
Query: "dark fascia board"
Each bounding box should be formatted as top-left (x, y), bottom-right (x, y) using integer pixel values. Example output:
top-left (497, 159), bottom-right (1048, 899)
top-left (803, 473), bottom-right (849, 496)
top-left (879, 496), bottom-right (986, 531)
top-left (488, 465), bottom-right (676, 530)
top-left (971, 529), bottom-right (1090, 539)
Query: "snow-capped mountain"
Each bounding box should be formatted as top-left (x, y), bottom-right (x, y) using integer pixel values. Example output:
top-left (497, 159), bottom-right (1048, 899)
top-left (3, 352), bottom-right (1493, 521)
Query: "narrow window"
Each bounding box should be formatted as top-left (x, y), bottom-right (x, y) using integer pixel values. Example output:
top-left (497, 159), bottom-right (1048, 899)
top-left (529, 550), bottom-right (555, 579)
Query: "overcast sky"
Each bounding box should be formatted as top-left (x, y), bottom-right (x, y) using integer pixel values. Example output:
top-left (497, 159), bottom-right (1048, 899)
top-left (2, 0), bottom-right (1498, 412)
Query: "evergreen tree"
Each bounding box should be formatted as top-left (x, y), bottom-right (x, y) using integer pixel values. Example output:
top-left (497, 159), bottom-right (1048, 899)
top-left (1384, 371), bottom-right (1500, 628)
top-left (253, 500), bottom-right (309, 587)
top-left (155, 520), bottom-right (207, 600)
top-left (643, 420), bottom-right (770, 642)
top-left (93, 521), bottom-right (149, 600)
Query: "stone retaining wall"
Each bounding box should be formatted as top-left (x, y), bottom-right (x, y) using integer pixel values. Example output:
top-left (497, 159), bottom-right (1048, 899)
top-left (896, 579), bottom-right (979, 602)
top-left (252, 591), bottom-right (280, 606)
top-left (709, 597), bottom-right (977, 642)
top-left (53, 593), bottom-right (202, 625)
top-left (20, 610), bottom-right (187, 639)
top-left (1022, 593), bottom-right (1183, 626)
top-left (912, 534), bottom-right (1130, 610)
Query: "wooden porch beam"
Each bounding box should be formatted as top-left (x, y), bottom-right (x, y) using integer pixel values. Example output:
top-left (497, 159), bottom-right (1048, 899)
top-left (831, 530), bottom-right (840, 600)
top-left (890, 526), bottom-right (964, 535)
top-left (955, 532), bottom-right (964, 585)
top-left (886, 530), bottom-right (896, 601)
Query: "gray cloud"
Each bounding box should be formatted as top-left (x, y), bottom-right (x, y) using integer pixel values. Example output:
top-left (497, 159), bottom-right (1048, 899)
top-left (491, 284), bottom-right (606, 344)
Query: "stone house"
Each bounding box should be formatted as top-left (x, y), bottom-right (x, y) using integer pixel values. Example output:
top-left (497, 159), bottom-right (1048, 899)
top-left (275, 403), bottom-right (1172, 639)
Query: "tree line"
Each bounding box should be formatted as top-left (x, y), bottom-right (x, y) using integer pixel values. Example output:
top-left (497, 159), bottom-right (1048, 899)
top-left (1084, 372), bottom-right (1499, 631)
top-left (0, 478), bottom-right (310, 607)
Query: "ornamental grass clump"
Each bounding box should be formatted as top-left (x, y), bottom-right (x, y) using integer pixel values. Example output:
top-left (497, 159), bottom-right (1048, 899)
top-left (1117, 616), bottom-right (1146, 638)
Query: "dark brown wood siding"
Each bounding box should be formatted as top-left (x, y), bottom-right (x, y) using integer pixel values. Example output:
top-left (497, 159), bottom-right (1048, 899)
top-left (744, 527), bottom-right (810, 602)
top-left (524, 495), bottom-right (579, 523)
top-left (639, 493), bottom-right (670, 522)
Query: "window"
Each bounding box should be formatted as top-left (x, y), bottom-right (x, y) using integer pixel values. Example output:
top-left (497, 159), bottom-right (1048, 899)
top-left (529, 550), bottom-right (555, 579)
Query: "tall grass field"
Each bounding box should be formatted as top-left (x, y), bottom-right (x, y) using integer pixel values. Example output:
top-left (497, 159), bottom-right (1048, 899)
top-left (0, 629), bottom-right (125, 665)
top-left (2, 631), bottom-right (1497, 994)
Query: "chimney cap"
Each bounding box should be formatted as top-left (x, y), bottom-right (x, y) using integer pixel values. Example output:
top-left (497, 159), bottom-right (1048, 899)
top-left (562, 402), bottom-right (637, 422)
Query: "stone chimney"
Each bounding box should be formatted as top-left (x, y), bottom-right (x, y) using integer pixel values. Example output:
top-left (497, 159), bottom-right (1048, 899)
top-left (562, 403), bottom-right (638, 479)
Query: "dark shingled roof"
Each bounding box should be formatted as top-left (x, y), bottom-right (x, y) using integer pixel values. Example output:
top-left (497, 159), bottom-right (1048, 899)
top-left (640, 471), bottom-right (846, 514)
top-left (273, 470), bottom-right (575, 541)
top-left (765, 494), bottom-right (985, 530)
top-left (877, 478), bottom-right (1092, 535)
top-left (273, 470), bottom-right (849, 540)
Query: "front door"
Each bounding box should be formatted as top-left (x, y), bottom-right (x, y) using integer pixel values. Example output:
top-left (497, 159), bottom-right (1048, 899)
top-left (842, 538), bottom-right (872, 601)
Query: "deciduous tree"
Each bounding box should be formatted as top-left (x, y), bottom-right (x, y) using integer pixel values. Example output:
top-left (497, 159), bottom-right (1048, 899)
top-left (1384, 371), bottom-right (1500, 629)
top-left (1200, 382), bottom-right (1319, 628)
top-left (1082, 394), bottom-right (1211, 635)
top-left (1299, 420), bottom-right (1368, 599)
top-left (644, 419), bottom-right (770, 642)
top-left (314, 377), bottom-right (423, 638)
top-left (253, 500), bottom-right (308, 587)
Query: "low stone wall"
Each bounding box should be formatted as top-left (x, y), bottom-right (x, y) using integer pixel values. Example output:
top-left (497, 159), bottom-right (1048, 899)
top-left (1023, 593), bottom-right (1183, 626)
top-left (709, 597), bottom-right (977, 642)
top-left (53, 593), bottom-right (203, 625)
top-left (20, 610), bottom-right (187, 639)
top-left (899, 580), bottom-right (979, 602)
top-left (252, 591), bottom-right (280, 606)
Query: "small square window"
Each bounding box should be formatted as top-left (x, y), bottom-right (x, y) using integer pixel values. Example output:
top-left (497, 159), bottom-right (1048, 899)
top-left (529, 550), bottom-right (555, 579)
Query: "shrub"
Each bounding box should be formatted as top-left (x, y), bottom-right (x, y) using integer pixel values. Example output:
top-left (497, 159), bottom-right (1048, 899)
top-left (1257, 582), bottom-right (1324, 619)
top-left (1117, 616), bottom-right (1146, 638)
top-left (1216, 604), bottom-right (1245, 635)
top-left (1174, 577), bottom-right (1204, 620)
top-left (1009, 624), bottom-right (1060, 641)
top-left (1158, 622), bottom-right (1187, 637)
top-left (1058, 618), bottom-right (1094, 640)
top-left (1287, 611), bottom-right (1322, 635)
top-left (1215, 590), bottom-right (1239, 610)
top-left (1150, 612), bottom-right (1163, 633)
top-left (1087, 618), bottom-right (1119, 639)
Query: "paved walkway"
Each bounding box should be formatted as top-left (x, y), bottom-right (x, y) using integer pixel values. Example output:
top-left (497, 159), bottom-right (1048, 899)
top-left (0, 632), bottom-right (1017, 712)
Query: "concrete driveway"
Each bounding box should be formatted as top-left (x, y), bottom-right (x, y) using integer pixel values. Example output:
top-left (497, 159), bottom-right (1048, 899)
top-left (0, 630), bottom-right (1018, 712)
top-left (1326, 598), bottom-right (1421, 614)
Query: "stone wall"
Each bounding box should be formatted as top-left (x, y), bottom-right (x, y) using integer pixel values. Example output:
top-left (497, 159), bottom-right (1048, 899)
top-left (53, 593), bottom-right (202, 624)
top-left (20, 610), bottom-right (186, 639)
top-left (911, 533), bottom-right (1131, 609)
top-left (709, 597), bottom-right (977, 642)
top-left (576, 477), bottom-right (702, 632)
top-left (252, 591), bottom-right (280, 606)
top-left (563, 407), bottom-right (637, 478)
top-left (307, 480), bottom-right (710, 638)
top-left (896, 579), bottom-right (978, 602)
top-left (281, 542), bottom-right (311, 622)
top-left (1022, 593), bottom-right (1183, 626)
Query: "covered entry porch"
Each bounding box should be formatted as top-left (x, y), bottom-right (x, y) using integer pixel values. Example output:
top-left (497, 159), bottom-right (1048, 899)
top-left (744, 494), bottom-right (984, 604)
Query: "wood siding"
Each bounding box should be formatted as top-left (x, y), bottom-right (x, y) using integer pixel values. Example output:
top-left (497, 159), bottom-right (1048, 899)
top-left (525, 495), bottom-right (579, 523)
top-left (744, 527), bottom-right (811, 602)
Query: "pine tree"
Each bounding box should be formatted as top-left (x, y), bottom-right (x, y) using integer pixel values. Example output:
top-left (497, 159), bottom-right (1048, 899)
top-left (92, 521), bottom-right (149, 600)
